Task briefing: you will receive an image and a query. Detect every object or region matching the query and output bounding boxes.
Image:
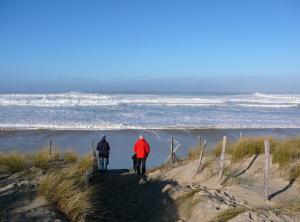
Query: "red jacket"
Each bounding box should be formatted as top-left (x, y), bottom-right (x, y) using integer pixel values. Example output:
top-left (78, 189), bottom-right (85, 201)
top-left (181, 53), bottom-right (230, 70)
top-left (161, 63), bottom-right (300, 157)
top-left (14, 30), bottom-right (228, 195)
top-left (133, 138), bottom-right (150, 158)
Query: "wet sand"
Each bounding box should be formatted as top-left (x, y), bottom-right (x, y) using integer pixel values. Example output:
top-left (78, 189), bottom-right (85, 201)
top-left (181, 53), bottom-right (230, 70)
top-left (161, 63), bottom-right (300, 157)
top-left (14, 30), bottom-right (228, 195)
top-left (1, 128), bottom-right (300, 169)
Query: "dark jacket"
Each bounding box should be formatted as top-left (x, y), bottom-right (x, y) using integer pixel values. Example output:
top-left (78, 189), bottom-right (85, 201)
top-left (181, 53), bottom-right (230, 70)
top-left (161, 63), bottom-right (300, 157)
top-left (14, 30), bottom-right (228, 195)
top-left (97, 137), bottom-right (110, 157)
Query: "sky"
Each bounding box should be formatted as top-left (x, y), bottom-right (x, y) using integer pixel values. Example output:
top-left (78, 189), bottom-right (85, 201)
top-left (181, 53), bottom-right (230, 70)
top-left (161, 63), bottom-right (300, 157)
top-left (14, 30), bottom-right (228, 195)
top-left (0, 0), bottom-right (300, 93)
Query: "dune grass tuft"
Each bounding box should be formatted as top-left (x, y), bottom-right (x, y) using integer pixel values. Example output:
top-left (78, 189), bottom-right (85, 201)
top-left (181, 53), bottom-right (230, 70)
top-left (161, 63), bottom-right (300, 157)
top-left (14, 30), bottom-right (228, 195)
top-left (64, 151), bottom-right (78, 164)
top-left (50, 149), bottom-right (61, 161)
top-left (30, 149), bottom-right (50, 170)
top-left (39, 162), bottom-right (93, 221)
top-left (0, 153), bottom-right (27, 174)
top-left (229, 137), bottom-right (278, 162)
top-left (188, 145), bottom-right (202, 160)
top-left (272, 138), bottom-right (300, 167)
top-left (212, 141), bottom-right (223, 158)
top-left (211, 137), bottom-right (278, 162)
top-left (77, 155), bottom-right (94, 173)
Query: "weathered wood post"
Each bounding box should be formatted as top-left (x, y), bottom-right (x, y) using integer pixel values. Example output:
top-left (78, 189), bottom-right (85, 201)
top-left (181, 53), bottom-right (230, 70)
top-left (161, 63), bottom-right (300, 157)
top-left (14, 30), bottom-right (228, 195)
top-left (240, 132), bottom-right (243, 139)
top-left (198, 136), bottom-right (202, 148)
top-left (49, 139), bottom-right (52, 157)
top-left (196, 140), bottom-right (207, 174)
top-left (169, 137), bottom-right (174, 168)
top-left (219, 136), bottom-right (227, 183)
top-left (264, 140), bottom-right (270, 201)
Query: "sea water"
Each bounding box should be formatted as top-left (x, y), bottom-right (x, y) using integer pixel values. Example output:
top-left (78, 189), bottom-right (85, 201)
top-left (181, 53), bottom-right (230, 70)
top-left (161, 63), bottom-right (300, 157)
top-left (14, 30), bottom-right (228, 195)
top-left (1, 92), bottom-right (300, 168)
top-left (0, 92), bottom-right (299, 129)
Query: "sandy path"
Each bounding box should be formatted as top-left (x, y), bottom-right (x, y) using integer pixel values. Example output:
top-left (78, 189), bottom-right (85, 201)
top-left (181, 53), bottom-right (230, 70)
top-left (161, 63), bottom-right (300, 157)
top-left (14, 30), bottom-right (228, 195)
top-left (88, 170), bottom-right (179, 222)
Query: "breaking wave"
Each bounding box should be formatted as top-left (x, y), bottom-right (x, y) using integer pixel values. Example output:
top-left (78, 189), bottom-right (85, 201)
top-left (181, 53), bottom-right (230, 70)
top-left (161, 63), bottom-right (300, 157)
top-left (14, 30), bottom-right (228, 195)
top-left (0, 92), bottom-right (299, 129)
top-left (0, 92), bottom-right (299, 108)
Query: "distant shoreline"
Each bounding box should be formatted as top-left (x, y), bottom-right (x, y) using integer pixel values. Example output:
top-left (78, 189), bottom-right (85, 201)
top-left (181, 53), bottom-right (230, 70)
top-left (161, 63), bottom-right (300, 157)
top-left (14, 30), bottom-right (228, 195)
top-left (1, 127), bottom-right (300, 169)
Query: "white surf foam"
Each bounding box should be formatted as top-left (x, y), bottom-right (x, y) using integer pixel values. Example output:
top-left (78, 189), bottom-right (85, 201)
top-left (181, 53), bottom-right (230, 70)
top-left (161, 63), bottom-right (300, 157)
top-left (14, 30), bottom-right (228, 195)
top-left (0, 92), bottom-right (299, 130)
top-left (0, 92), bottom-right (299, 107)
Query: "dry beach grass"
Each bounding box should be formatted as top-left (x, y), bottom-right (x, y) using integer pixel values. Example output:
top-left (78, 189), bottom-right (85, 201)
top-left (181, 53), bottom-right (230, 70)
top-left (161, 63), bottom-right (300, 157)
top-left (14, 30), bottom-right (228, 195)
top-left (0, 149), bottom-right (94, 221)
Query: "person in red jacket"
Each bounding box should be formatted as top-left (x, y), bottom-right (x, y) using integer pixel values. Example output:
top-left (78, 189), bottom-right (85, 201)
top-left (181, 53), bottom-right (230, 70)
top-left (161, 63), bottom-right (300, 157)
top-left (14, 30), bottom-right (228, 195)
top-left (133, 135), bottom-right (150, 175)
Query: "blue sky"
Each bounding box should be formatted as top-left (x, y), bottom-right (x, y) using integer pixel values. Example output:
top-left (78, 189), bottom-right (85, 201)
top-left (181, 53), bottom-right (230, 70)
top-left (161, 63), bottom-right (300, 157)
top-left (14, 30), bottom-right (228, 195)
top-left (0, 0), bottom-right (300, 93)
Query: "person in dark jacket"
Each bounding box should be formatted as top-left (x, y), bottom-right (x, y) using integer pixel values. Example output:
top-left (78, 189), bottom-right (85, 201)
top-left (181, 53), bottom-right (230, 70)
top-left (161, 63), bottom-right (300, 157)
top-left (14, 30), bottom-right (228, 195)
top-left (96, 135), bottom-right (110, 171)
top-left (133, 135), bottom-right (150, 175)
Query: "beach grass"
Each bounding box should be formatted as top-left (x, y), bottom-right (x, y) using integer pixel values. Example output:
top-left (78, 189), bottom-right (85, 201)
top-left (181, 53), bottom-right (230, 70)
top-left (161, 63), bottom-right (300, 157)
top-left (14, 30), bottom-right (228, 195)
top-left (0, 149), bottom-right (94, 221)
top-left (77, 155), bottom-right (94, 173)
top-left (212, 141), bottom-right (223, 158)
top-left (39, 155), bottom-right (94, 221)
top-left (0, 148), bottom-right (63, 174)
top-left (188, 144), bottom-right (202, 160)
top-left (0, 152), bottom-right (27, 174)
top-left (211, 137), bottom-right (278, 162)
top-left (30, 149), bottom-right (50, 170)
top-left (64, 150), bottom-right (78, 164)
top-left (229, 137), bottom-right (278, 162)
top-left (272, 137), bottom-right (300, 167)
top-left (50, 149), bottom-right (61, 161)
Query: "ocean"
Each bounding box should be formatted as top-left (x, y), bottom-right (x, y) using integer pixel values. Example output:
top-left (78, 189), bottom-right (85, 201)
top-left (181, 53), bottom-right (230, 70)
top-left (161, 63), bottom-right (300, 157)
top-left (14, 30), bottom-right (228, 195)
top-left (1, 92), bottom-right (300, 168)
top-left (0, 92), bottom-right (299, 130)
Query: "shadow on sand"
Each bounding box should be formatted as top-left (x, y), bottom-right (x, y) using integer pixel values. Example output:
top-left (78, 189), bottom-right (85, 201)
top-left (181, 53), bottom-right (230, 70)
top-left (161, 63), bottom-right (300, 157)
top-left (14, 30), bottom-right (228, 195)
top-left (268, 179), bottom-right (295, 200)
top-left (87, 169), bottom-right (179, 222)
top-left (221, 154), bottom-right (259, 185)
top-left (232, 154), bottom-right (259, 178)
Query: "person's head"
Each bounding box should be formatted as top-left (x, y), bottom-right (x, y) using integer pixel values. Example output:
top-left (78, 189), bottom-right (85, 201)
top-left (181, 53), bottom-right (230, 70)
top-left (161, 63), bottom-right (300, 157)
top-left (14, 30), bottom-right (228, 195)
top-left (139, 134), bottom-right (144, 140)
top-left (101, 135), bottom-right (106, 141)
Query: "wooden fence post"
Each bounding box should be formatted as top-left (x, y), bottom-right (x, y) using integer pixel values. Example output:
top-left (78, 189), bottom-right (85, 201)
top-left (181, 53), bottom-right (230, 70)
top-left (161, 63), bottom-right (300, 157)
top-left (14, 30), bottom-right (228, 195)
top-left (240, 132), bottom-right (243, 139)
top-left (164, 143), bottom-right (181, 164)
top-left (219, 136), bottom-right (227, 183)
top-left (198, 136), bottom-right (202, 148)
top-left (264, 140), bottom-right (270, 201)
top-left (169, 137), bottom-right (174, 168)
top-left (49, 140), bottom-right (52, 157)
top-left (196, 140), bottom-right (207, 174)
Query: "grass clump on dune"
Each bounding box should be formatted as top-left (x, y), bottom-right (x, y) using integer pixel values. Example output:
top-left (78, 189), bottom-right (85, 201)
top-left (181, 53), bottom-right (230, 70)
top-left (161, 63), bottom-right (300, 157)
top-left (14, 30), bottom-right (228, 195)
top-left (0, 153), bottom-right (27, 174)
top-left (50, 149), bottom-right (61, 161)
top-left (211, 137), bottom-right (278, 162)
top-left (212, 141), bottom-right (223, 158)
top-left (39, 156), bottom-right (94, 221)
top-left (64, 151), bottom-right (78, 164)
top-left (188, 145), bottom-right (202, 160)
top-left (30, 149), bottom-right (50, 170)
top-left (272, 138), bottom-right (300, 167)
top-left (229, 137), bottom-right (277, 163)
top-left (77, 155), bottom-right (94, 173)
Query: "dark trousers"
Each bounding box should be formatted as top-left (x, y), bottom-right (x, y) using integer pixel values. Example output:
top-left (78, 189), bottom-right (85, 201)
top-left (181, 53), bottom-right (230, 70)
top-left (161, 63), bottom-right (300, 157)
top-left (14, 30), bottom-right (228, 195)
top-left (136, 158), bottom-right (146, 174)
